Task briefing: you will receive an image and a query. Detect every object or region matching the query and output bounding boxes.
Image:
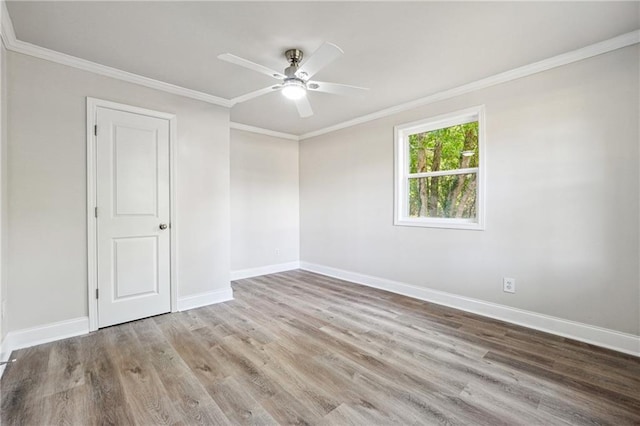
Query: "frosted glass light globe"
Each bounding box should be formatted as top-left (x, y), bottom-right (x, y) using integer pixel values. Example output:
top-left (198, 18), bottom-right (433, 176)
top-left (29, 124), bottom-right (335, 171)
top-left (281, 80), bottom-right (307, 100)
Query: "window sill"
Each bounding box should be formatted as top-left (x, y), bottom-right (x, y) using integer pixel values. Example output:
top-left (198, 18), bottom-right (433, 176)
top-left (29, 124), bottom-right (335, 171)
top-left (394, 217), bottom-right (485, 231)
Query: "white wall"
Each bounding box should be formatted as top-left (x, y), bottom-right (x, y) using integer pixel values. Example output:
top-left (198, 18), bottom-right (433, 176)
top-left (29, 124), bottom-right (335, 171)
top-left (300, 45), bottom-right (640, 336)
top-left (0, 43), bottom-right (6, 342)
top-left (230, 129), bottom-right (299, 271)
top-left (7, 51), bottom-right (231, 332)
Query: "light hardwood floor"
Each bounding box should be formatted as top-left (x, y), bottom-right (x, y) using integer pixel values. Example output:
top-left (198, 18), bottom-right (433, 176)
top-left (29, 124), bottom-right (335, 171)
top-left (2, 270), bottom-right (639, 425)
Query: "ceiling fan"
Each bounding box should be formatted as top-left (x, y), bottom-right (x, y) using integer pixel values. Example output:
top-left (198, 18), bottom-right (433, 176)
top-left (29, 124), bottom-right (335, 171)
top-left (218, 42), bottom-right (369, 118)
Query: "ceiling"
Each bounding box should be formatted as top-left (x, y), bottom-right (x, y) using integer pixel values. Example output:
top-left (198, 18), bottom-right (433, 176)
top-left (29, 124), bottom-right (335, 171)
top-left (6, 1), bottom-right (639, 136)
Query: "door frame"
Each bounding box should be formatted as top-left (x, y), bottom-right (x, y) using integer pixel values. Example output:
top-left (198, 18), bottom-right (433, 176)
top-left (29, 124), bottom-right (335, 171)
top-left (86, 97), bottom-right (178, 332)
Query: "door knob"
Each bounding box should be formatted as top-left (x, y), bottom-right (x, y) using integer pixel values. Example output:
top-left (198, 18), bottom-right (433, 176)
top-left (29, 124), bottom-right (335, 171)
top-left (159, 223), bottom-right (168, 230)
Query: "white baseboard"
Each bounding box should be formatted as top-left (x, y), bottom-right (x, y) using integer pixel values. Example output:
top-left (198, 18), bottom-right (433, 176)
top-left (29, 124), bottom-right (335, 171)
top-left (299, 261), bottom-right (640, 357)
top-left (0, 316), bottom-right (89, 377)
top-left (231, 261), bottom-right (300, 281)
top-left (0, 287), bottom-right (234, 377)
top-left (0, 287), bottom-right (234, 378)
top-left (177, 287), bottom-right (234, 311)
top-left (4, 317), bottom-right (89, 352)
top-left (0, 336), bottom-right (12, 377)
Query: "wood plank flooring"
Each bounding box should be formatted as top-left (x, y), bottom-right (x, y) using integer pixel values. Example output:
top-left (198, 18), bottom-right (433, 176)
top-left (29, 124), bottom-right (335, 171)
top-left (2, 270), bottom-right (639, 425)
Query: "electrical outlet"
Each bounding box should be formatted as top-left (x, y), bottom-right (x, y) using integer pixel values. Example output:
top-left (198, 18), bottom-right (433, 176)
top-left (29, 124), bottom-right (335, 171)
top-left (275, 248), bottom-right (280, 256)
top-left (503, 277), bottom-right (516, 293)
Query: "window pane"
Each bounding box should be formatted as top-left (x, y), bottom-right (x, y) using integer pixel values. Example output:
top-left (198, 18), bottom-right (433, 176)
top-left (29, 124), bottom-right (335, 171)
top-left (408, 173), bottom-right (477, 219)
top-left (408, 122), bottom-right (478, 174)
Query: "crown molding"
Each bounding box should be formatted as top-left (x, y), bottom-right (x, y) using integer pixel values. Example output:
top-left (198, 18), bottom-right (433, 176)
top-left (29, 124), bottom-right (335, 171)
top-left (6, 39), bottom-right (234, 108)
top-left (299, 29), bottom-right (640, 140)
top-left (0, 2), bottom-right (232, 108)
top-left (0, 0), bottom-right (16, 48)
top-left (1, 1), bottom-right (637, 138)
top-left (230, 121), bottom-right (299, 141)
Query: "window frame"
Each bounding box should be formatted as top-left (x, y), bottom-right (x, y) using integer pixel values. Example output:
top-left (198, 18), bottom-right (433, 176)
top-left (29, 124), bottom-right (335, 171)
top-left (394, 105), bottom-right (486, 230)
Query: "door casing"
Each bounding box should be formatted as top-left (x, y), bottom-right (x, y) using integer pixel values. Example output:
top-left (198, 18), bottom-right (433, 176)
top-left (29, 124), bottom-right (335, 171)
top-left (86, 97), bottom-right (178, 332)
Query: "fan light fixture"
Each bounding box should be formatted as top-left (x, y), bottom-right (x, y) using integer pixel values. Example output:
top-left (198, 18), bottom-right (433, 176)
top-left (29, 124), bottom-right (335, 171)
top-left (281, 79), bottom-right (307, 100)
top-left (218, 42), bottom-right (369, 118)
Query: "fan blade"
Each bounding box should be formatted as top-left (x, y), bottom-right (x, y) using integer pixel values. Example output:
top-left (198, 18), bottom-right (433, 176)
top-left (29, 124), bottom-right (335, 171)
top-left (296, 42), bottom-right (343, 79)
top-left (231, 85), bottom-right (282, 104)
top-left (307, 81), bottom-right (369, 97)
top-left (294, 96), bottom-right (314, 118)
top-left (218, 53), bottom-right (285, 79)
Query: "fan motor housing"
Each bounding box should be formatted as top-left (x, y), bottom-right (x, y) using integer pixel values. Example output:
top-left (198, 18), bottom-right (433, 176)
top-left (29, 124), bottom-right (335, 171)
top-left (285, 49), bottom-right (304, 65)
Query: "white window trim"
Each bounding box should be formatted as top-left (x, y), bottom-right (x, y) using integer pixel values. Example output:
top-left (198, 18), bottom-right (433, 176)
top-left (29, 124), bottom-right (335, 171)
top-left (394, 105), bottom-right (486, 230)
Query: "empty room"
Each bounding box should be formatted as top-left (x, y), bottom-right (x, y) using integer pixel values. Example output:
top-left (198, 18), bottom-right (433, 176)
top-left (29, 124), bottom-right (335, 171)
top-left (0, 1), bottom-right (638, 424)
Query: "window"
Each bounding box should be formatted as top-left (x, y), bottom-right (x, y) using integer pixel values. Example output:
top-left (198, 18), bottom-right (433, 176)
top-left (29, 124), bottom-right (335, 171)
top-left (394, 106), bottom-right (485, 230)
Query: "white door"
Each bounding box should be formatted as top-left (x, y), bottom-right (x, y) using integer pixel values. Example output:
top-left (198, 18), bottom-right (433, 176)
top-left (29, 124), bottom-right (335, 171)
top-left (96, 106), bottom-right (171, 328)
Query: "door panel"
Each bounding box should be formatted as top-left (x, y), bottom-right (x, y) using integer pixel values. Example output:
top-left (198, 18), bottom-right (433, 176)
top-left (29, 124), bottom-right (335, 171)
top-left (114, 126), bottom-right (159, 216)
top-left (113, 237), bottom-right (159, 300)
top-left (96, 107), bottom-right (171, 328)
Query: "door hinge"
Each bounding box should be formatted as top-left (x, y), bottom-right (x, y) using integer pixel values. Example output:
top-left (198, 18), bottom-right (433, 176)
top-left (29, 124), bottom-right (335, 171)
top-left (94, 207), bottom-right (98, 218)
top-left (96, 288), bottom-right (99, 299)
top-left (94, 125), bottom-right (98, 136)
